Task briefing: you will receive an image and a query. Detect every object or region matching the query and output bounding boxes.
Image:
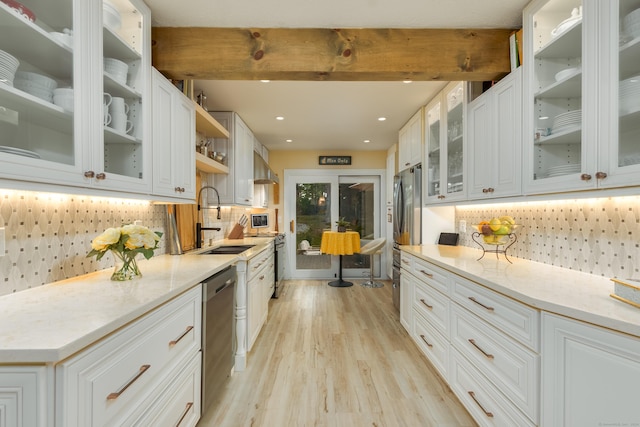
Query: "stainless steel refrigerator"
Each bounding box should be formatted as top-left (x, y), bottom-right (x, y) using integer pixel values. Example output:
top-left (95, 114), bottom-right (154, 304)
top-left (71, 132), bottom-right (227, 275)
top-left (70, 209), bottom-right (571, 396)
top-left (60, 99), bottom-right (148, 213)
top-left (392, 164), bottom-right (422, 311)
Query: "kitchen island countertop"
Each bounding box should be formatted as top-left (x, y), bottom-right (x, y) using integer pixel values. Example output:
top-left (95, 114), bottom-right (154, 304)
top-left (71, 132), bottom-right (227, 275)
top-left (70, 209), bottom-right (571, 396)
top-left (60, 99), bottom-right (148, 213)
top-left (402, 244), bottom-right (640, 339)
top-left (0, 237), bottom-right (275, 364)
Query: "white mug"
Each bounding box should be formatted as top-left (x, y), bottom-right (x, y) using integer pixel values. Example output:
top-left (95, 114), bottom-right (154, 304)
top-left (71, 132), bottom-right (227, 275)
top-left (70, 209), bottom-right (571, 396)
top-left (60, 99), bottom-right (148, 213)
top-left (103, 109), bottom-right (111, 126)
top-left (103, 92), bottom-right (112, 107)
top-left (109, 97), bottom-right (129, 116)
top-left (111, 112), bottom-right (133, 134)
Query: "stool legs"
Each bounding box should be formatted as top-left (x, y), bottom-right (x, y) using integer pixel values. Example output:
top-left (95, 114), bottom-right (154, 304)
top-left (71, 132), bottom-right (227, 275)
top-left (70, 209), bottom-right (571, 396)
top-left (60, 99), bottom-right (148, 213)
top-left (361, 253), bottom-right (384, 288)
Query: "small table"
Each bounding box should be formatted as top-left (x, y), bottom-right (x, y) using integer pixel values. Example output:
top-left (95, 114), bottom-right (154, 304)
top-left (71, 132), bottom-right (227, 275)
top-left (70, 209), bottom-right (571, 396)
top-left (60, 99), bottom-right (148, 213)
top-left (320, 231), bottom-right (361, 287)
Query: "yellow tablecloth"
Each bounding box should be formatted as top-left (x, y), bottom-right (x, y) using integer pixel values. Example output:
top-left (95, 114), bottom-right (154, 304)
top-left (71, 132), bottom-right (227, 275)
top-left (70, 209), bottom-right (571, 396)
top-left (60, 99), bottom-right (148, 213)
top-left (320, 231), bottom-right (361, 255)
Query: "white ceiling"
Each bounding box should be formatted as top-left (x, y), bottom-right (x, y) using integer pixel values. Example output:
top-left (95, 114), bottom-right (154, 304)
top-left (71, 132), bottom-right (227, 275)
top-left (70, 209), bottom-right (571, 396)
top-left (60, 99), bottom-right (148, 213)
top-left (145, 0), bottom-right (528, 152)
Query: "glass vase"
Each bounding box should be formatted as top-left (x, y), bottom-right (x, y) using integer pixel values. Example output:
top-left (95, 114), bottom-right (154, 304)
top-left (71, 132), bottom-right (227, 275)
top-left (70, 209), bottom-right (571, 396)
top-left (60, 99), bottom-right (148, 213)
top-left (111, 250), bottom-right (141, 281)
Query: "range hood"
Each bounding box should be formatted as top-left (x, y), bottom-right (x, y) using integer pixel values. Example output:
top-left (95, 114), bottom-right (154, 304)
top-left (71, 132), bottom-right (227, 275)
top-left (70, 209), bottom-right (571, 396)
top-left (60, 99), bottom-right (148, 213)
top-left (253, 152), bottom-right (279, 184)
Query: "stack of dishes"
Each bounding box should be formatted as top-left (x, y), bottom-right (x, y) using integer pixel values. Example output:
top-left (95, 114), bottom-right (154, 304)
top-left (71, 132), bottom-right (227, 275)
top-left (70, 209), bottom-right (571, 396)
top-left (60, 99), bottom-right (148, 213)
top-left (0, 49), bottom-right (19, 87)
top-left (555, 67), bottom-right (580, 82)
top-left (620, 75), bottom-right (640, 115)
top-left (1, 0), bottom-right (35, 22)
top-left (547, 163), bottom-right (581, 177)
top-left (104, 57), bottom-right (128, 86)
top-left (103, 0), bottom-right (122, 31)
top-left (0, 146), bottom-right (40, 159)
top-left (552, 110), bottom-right (582, 133)
top-left (551, 7), bottom-right (582, 38)
top-left (623, 7), bottom-right (640, 39)
top-left (14, 71), bottom-right (57, 102)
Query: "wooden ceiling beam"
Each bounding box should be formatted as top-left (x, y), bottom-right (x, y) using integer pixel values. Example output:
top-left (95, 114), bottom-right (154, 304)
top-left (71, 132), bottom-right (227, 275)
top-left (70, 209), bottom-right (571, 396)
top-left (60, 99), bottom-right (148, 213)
top-left (151, 27), bottom-right (513, 82)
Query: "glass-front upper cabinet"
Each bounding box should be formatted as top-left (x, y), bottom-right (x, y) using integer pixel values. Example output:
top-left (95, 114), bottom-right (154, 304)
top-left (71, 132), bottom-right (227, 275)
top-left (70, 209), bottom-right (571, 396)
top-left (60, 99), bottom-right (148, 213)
top-left (525, 0), bottom-right (640, 193)
top-left (99, 0), bottom-right (150, 192)
top-left (0, 0), bottom-right (82, 186)
top-left (424, 81), bottom-right (465, 204)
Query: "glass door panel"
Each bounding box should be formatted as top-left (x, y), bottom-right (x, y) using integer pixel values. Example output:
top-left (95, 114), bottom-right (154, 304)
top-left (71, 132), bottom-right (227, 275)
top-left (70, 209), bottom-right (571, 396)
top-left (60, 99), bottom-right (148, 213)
top-left (294, 182), bottom-right (332, 276)
top-left (426, 101), bottom-right (441, 198)
top-left (618, 0), bottom-right (640, 169)
top-left (102, 0), bottom-right (145, 180)
top-left (0, 0), bottom-right (76, 170)
top-left (446, 82), bottom-right (464, 195)
top-left (531, 0), bottom-right (583, 182)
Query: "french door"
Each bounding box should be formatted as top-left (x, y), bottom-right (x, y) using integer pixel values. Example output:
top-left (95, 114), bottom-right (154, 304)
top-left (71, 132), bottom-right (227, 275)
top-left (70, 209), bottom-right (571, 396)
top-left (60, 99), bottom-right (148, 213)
top-left (284, 169), bottom-right (384, 280)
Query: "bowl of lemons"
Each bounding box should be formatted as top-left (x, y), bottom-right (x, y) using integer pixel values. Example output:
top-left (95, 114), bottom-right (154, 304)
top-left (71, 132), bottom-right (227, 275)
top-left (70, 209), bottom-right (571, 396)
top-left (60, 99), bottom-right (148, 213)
top-left (473, 216), bottom-right (519, 245)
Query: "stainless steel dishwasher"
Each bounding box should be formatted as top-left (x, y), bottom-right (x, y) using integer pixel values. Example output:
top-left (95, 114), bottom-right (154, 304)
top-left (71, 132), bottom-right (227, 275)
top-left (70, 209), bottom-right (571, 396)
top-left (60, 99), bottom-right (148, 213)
top-left (201, 265), bottom-right (236, 414)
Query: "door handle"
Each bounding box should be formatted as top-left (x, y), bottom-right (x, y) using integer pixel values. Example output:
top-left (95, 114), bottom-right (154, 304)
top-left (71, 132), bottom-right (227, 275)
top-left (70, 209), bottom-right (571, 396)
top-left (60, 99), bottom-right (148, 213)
top-left (290, 220), bottom-right (295, 233)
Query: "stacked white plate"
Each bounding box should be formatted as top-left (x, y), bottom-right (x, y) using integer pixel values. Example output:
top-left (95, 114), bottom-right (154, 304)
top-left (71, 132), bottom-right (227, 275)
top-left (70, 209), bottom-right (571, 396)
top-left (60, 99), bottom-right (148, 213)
top-left (620, 75), bottom-right (640, 114)
top-left (0, 49), bottom-right (19, 86)
top-left (103, 0), bottom-right (122, 31)
top-left (104, 57), bottom-right (128, 86)
top-left (547, 163), bottom-right (581, 177)
top-left (14, 71), bottom-right (57, 102)
top-left (0, 145), bottom-right (40, 159)
top-left (623, 8), bottom-right (640, 39)
top-left (552, 110), bottom-right (582, 133)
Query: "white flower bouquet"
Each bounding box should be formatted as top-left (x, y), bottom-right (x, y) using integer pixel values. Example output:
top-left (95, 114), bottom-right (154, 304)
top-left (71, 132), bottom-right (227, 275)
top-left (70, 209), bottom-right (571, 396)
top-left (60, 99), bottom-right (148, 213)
top-left (88, 224), bottom-right (162, 281)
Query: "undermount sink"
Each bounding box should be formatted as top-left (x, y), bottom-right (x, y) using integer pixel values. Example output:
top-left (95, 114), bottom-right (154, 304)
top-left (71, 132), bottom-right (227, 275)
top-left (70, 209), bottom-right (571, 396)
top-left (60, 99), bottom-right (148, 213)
top-left (199, 245), bottom-right (255, 255)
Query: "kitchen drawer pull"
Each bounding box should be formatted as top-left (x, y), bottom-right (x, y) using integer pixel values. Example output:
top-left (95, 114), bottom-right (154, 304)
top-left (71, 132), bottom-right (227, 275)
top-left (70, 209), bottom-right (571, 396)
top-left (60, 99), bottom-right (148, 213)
top-left (419, 298), bottom-right (433, 309)
top-left (169, 325), bottom-right (194, 347)
top-left (401, 259), bottom-right (410, 265)
top-left (468, 338), bottom-right (494, 359)
top-left (175, 402), bottom-right (194, 426)
top-left (419, 334), bottom-right (433, 348)
top-left (419, 270), bottom-right (433, 278)
top-left (468, 391), bottom-right (494, 418)
top-left (468, 296), bottom-right (494, 311)
top-left (259, 275), bottom-right (265, 280)
top-left (107, 364), bottom-right (150, 400)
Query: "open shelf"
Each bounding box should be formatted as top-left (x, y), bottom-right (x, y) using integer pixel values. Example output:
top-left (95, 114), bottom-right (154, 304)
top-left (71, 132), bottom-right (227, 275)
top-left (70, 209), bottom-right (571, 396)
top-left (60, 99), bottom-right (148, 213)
top-left (195, 103), bottom-right (229, 138)
top-left (195, 152), bottom-right (229, 174)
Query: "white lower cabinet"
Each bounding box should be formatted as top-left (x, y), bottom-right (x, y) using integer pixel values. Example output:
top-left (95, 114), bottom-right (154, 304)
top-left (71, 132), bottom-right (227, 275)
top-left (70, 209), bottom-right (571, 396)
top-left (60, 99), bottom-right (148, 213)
top-left (541, 312), bottom-right (640, 427)
top-left (0, 366), bottom-right (51, 427)
top-left (246, 247), bottom-right (274, 352)
top-left (56, 286), bottom-right (202, 427)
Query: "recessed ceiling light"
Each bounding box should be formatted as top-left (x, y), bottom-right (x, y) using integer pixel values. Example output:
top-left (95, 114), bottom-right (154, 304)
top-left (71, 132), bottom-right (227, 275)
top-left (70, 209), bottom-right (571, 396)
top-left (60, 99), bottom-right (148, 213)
top-left (378, 117), bottom-right (386, 121)
top-left (276, 116), bottom-right (284, 120)
top-left (286, 139), bottom-right (293, 143)
top-left (260, 80), bottom-right (270, 83)
top-left (403, 80), bottom-right (412, 84)
top-left (363, 139), bottom-right (371, 143)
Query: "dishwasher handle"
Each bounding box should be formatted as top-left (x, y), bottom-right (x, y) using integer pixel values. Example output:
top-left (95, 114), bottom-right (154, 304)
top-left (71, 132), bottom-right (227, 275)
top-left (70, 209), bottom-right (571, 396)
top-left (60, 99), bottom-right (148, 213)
top-left (203, 266), bottom-right (237, 302)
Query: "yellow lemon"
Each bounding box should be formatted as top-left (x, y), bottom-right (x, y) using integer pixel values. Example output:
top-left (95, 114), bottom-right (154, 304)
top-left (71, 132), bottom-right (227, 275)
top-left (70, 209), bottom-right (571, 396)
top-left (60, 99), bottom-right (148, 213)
top-left (489, 217), bottom-right (502, 232)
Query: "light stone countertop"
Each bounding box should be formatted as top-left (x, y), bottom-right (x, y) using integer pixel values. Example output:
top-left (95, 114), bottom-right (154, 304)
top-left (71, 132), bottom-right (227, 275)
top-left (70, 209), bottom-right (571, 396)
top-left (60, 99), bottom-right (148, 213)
top-left (402, 244), bottom-right (640, 338)
top-left (0, 237), bottom-right (274, 364)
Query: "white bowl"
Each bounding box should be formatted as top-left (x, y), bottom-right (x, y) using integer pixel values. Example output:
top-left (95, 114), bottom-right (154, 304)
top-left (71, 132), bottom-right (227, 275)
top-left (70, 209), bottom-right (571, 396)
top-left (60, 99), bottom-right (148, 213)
top-left (555, 67), bottom-right (580, 82)
top-left (53, 94), bottom-right (74, 111)
top-left (103, 1), bottom-right (122, 31)
top-left (104, 57), bottom-right (128, 74)
top-left (15, 71), bottom-right (57, 89)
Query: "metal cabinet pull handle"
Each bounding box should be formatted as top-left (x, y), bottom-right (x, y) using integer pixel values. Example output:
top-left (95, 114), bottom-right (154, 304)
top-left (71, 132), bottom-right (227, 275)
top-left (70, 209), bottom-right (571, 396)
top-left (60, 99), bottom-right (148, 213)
top-left (84, 171), bottom-right (95, 178)
top-left (419, 334), bottom-right (433, 348)
top-left (468, 391), bottom-right (494, 418)
top-left (420, 298), bottom-right (433, 309)
top-left (175, 402), bottom-right (194, 426)
top-left (107, 364), bottom-right (150, 400)
top-left (468, 338), bottom-right (494, 359)
top-left (96, 172), bottom-right (106, 180)
top-left (595, 171), bottom-right (607, 180)
top-left (169, 325), bottom-right (194, 347)
top-left (259, 275), bottom-right (265, 280)
top-left (401, 259), bottom-right (410, 265)
top-left (580, 173), bottom-right (592, 181)
top-left (420, 270), bottom-right (433, 278)
top-left (468, 296), bottom-right (494, 311)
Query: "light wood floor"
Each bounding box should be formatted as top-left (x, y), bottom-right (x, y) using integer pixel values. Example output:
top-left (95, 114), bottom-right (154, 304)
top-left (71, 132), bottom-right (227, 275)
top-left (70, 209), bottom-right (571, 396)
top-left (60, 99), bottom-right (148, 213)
top-left (197, 279), bottom-right (477, 427)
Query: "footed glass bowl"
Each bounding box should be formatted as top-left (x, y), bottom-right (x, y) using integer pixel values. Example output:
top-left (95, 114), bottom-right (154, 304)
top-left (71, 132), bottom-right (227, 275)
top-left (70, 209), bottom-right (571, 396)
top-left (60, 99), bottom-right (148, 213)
top-left (472, 224), bottom-right (521, 245)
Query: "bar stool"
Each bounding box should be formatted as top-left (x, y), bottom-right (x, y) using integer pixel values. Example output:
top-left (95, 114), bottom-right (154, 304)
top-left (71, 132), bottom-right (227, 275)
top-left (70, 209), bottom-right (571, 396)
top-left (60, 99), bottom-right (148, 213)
top-left (359, 237), bottom-right (386, 288)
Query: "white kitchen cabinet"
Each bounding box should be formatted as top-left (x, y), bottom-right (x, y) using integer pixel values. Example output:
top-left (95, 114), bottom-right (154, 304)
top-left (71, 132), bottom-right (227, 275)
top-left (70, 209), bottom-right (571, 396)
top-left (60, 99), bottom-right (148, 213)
top-left (424, 81), bottom-right (466, 204)
top-left (246, 246), bottom-right (274, 351)
top-left (541, 312), bottom-right (640, 426)
top-left (56, 286), bottom-right (202, 427)
top-left (398, 109), bottom-right (422, 172)
top-left (0, 366), bottom-right (51, 427)
top-left (0, 0), bottom-right (151, 195)
top-left (523, 0), bottom-right (640, 194)
top-left (151, 68), bottom-right (195, 200)
top-left (386, 145), bottom-right (396, 206)
top-left (399, 253), bottom-right (414, 333)
top-left (209, 112), bottom-right (254, 206)
top-left (467, 68), bottom-right (523, 200)
top-left (253, 135), bottom-right (268, 208)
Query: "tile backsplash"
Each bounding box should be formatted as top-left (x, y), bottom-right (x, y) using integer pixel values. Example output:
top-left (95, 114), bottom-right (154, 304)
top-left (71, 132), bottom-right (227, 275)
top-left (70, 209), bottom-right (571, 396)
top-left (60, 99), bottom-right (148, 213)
top-left (455, 195), bottom-right (640, 279)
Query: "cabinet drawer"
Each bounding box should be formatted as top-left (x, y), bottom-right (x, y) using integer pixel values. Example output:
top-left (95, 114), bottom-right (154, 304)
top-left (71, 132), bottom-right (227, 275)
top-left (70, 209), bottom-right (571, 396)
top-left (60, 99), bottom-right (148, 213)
top-left (451, 275), bottom-right (540, 351)
top-left (248, 248), bottom-right (273, 281)
top-left (412, 311), bottom-right (449, 380)
top-left (131, 352), bottom-right (201, 427)
top-left (451, 304), bottom-right (539, 423)
top-left (450, 348), bottom-right (536, 427)
top-left (411, 257), bottom-right (450, 295)
top-left (414, 279), bottom-right (449, 335)
top-left (57, 287), bottom-right (202, 427)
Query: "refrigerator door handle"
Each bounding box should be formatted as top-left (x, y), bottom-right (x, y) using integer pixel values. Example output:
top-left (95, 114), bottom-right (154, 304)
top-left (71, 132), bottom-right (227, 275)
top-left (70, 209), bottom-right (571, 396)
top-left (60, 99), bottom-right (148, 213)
top-left (395, 179), bottom-right (404, 238)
